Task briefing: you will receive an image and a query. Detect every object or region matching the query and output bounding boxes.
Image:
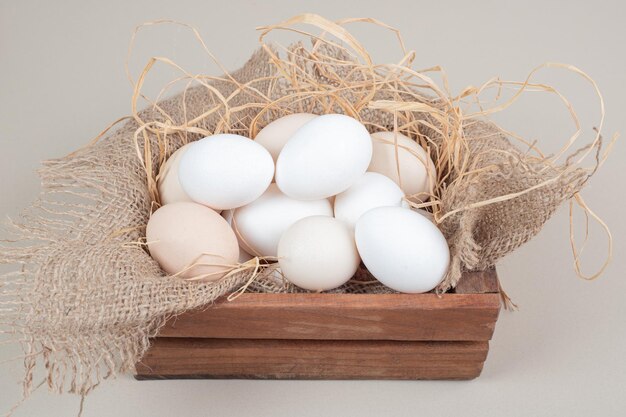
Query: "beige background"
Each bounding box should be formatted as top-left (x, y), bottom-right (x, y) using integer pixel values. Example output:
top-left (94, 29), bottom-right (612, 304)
top-left (1, 0), bottom-right (625, 416)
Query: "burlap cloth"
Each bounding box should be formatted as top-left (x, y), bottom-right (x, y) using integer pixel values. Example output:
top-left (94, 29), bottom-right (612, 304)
top-left (0, 45), bottom-right (589, 397)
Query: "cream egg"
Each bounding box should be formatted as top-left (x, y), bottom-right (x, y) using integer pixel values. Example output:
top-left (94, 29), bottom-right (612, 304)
top-left (146, 202), bottom-right (239, 281)
top-left (254, 113), bottom-right (318, 163)
top-left (369, 131), bottom-right (436, 201)
top-left (277, 216), bottom-right (360, 291)
top-left (233, 184), bottom-right (333, 257)
top-left (157, 143), bottom-right (194, 205)
top-left (275, 114), bottom-right (372, 200)
top-left (178, 134), bottom-right (274, 210)
top-left (355, 206), bottom-right (449, 293)
top-left (334, 172), bottom-right (406, 230)
top-left (237, 250), bottom-right (254, 263)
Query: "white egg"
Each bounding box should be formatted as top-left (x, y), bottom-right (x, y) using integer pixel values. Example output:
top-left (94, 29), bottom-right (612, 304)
top-left (221, 209), bottom-right (256, 258)
top-left (157, 143), bottom-right (194, 205)
top-left (278, 216), bottom-right (360, 291)
top-left (254, 113), bottom-right (318, 163)
top-left (369, 131), bottom-right (437, 201)
top-left (355, 206), bottom-right (449, 293)
top-left (179, 134), bottom-right (274, 210)
top-left (275, 114), bottom-right (372, 200)
top-left (233, 184), bottom-right (333, 257)
top-left (334, 172), bottom-right (406, 230)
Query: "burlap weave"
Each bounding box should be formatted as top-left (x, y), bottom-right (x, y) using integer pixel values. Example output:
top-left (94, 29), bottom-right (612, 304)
top-left (0, 45), bottom-right (590, 398)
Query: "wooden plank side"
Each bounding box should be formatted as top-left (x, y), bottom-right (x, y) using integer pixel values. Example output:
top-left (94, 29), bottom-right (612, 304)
top-left (159, 292), bottom-right (501, 341)
top-left (135, 338), bottom-right (488, 380)
top-left (454, 269), bottom-right (499, 294)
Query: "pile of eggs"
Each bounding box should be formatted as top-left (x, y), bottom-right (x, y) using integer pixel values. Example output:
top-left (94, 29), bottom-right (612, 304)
top-left (147, 113), bottom-right (450, 293)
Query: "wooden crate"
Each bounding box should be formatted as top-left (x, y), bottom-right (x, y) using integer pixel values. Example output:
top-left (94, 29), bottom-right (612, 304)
top-left (135, 269), bottom-right (500, 380)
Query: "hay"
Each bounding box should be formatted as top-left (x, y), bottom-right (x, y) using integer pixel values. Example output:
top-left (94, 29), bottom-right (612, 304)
top-left (0, 13), bottom-right (614, 403)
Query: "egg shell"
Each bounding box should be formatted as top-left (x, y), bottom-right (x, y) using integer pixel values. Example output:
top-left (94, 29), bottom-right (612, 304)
top-left (275, 114), bottom-right (373, 200)
top-left (178, 134), bottom-right (274, 210)
top-left (368, 131), bottom-right (436, 200)
top-left (221, 209), bottom-right (256, 258)
top-left (237, 250), bottom-right (254, 263)
top-left (334, 172), bottom-right (405, 230)
top-left (254, 113), bottom-right (318, 163)
top-left (277, 216), bottom-right (360, 291)
top-left (146, 202), bottom-right (239, 281)
top-left (233, 184), bottom-right (333, 257)
top-left (157, 143), bottom-right (194, 205)
top-left (355, 206), bottom-right (449, 293)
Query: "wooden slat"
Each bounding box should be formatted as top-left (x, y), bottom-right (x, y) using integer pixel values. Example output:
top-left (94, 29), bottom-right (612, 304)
top-left (454, 269), bottom-right (499, 294)
top-left (136, 338), bottom-right (488, 380)
top-left (138, 270), bottom-right (500, 381)
top-left (159, 292), bottom-right (500, 341)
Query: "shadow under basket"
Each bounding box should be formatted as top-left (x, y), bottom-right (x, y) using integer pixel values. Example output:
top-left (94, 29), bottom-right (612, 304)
top-left (135, 269), bottom-right (501, 381)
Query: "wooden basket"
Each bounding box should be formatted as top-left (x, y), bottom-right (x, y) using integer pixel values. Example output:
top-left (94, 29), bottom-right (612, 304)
top-left (135, 269), bottom-right (500, 380)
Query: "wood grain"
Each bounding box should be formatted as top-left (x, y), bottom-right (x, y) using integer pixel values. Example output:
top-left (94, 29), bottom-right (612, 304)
top-left (159, 292), bottom-right (500, 341)
top-left (136, 338), bottom-right (488, 380)
top-left (138, 270), bottom-right (500, 380)
top-left (454, 269), bottom-right (499, 294)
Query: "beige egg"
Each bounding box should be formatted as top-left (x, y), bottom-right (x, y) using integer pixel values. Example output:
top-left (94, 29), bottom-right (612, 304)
top-left (277, 216), bottom-right (360, 291)
top-left (146, 202), bottom-right (239, 281)
top-left (157, 143), bottom-right (194, 206)
top-left (254, 113), bottom-right (318, 163)
top-left (368, 131), bottom-right (437, 201)
top-left (238, 250), bottom-right (254, 263)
